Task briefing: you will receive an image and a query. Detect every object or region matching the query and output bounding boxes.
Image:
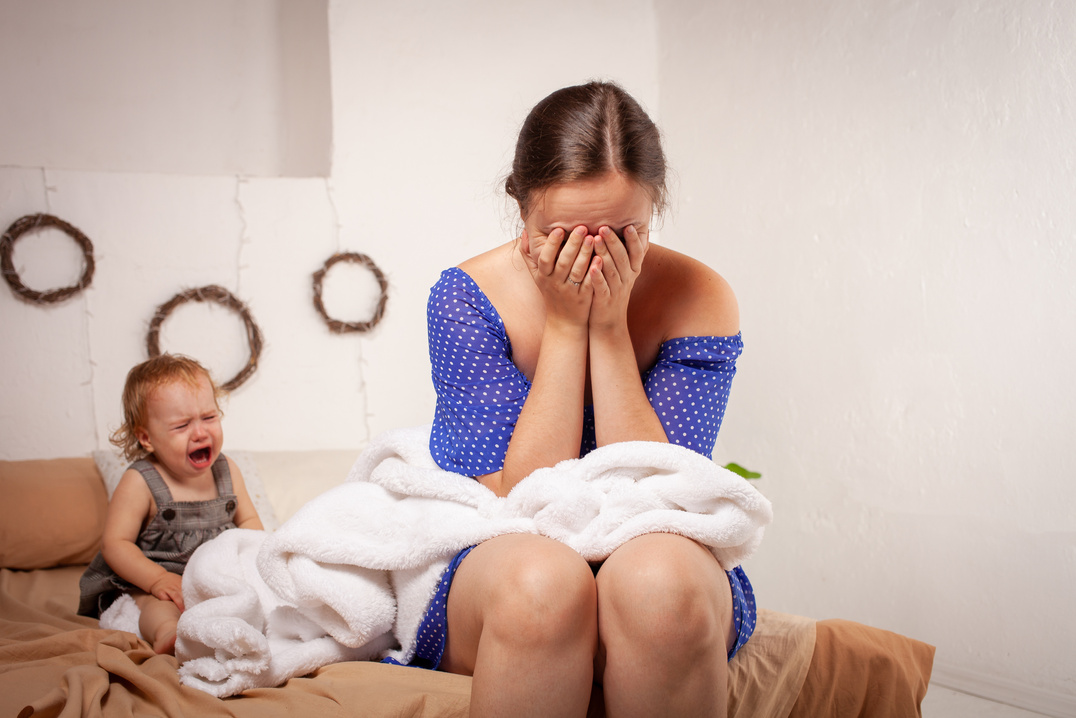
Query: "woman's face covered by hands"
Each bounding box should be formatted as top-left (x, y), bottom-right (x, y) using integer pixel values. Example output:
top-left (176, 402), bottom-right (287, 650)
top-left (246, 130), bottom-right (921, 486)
top-left (518, 171), bottom-right (654, 329)
top-left (521, 171), bottom-right (652, 259)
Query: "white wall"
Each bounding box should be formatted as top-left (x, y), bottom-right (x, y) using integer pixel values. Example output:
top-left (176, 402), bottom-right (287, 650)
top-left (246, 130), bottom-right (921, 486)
top-left (656, 0), bottom-right (1075, 710)
top-left (0, 0), bottom-right (659, 455)
top-left (0, 0), bottom-right (331, 177)
top-left (326, 0), bottom-right (660, 436)
top-left (3, 0), bottom-right (1073, 711)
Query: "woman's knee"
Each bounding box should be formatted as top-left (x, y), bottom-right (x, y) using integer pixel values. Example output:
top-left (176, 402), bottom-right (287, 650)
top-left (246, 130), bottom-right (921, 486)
top-left (456, 535), bottom-right (597, 651)
top-left (486, 537), bottom-right (597, 643)
top-left (596, 534), bottom-right (731, 652)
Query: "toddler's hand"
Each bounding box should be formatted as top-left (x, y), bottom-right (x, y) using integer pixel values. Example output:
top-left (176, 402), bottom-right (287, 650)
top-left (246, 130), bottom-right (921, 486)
top-left (149, 572), bottom-right (185, 611)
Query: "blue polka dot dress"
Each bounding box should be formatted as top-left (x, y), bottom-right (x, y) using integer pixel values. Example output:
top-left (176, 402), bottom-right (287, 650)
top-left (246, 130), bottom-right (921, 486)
top-left (389, 267), bottom-right (757, 669)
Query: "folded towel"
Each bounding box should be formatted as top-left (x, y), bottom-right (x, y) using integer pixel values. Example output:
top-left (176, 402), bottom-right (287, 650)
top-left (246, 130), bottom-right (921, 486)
top-left (176, 527), bottom-right (395, 696)
top-left (98, 593), bottom-right (143, 639)
top-left (177, 425), bottom-right (773, 697)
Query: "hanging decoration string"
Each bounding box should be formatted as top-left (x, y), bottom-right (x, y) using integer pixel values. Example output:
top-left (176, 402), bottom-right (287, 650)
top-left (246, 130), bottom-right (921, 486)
top-left (1, 213), bottom-right (96, 304)
top-left (146, 285), bottom-right (263, 391)
top-left (312, 251), bottom-right (389, 333)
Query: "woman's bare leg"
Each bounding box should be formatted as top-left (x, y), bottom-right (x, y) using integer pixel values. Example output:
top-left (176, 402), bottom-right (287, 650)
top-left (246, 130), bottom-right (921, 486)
top-left (442, 534), bottom-right (598, 718)
top-left (133, 592), bottom-right (181, 654)
top-left (595, 534), bottom-right (736, 718)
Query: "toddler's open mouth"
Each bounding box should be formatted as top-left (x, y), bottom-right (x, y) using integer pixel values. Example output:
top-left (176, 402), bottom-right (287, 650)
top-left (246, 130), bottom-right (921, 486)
top-left (189, 447), bottom-right (212, 466)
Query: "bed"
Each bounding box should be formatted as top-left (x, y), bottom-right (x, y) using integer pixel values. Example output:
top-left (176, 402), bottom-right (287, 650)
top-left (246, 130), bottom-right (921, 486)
top-left (1, 452), bottom-right (935, 717)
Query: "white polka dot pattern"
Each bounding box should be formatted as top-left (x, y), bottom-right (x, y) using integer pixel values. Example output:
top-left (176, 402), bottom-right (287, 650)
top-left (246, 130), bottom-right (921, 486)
top-left (412, 267), bottom-right (757, 670)
top-left (427, 268), bottom-right (744, 475)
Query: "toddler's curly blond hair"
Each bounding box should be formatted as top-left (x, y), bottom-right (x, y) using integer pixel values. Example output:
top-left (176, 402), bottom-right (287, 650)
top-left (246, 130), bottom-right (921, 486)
top-left (109, 354), bottom-right (224, 462)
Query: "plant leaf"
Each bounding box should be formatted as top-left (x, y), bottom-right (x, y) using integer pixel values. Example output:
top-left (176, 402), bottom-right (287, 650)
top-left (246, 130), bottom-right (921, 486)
top-left (723, 462), bottom-right (761, 480)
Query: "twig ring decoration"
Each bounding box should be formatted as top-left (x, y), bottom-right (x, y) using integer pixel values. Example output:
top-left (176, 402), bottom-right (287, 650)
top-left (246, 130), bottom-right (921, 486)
top-left (1, 213), bottom-right (96, 304)
top-left (146, 285), bottom-right (263, 391)
top-left (312, 252), bottom-right (389, 333)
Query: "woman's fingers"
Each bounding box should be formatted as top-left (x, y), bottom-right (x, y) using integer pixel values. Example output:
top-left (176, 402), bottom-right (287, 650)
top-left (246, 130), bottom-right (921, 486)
top-left (593, 227), bottom-right (624, 284)
top-left (551, 226), bottom-right (587, 278)
top-left (535, 228), bottom-right (567, 275)
top-left (520, 229), bottom-right (538, 272)
top-left (589, 254), bottom-right (607, 293)
top-left (623, 224), bottom-right (647, 272)
top-left (593, 225), bottom-right (648, 284)
top-left (568, 235), bottom-right (595, 286)
top-left (522, 224), bottom-right (641, 299)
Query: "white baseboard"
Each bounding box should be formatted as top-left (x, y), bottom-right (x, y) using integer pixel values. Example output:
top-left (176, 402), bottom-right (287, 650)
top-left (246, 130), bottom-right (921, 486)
top-left (931, 661), bottom-right (1076, 718)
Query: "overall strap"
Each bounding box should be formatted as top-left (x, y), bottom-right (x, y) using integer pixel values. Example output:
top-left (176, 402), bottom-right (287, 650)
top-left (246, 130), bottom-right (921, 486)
top-left (210, 453), bottom-right (235, 495)
top-left (131, 459), bottom-right (174, 505)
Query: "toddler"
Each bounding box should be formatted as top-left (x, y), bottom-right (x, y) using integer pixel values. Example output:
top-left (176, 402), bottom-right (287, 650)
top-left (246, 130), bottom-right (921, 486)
top-left (79, 354), bottom-right (263, 654)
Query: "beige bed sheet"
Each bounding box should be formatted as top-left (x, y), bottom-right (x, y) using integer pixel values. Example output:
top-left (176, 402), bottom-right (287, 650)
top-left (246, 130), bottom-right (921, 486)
top-left (1, 564), bottom-right (823, 718)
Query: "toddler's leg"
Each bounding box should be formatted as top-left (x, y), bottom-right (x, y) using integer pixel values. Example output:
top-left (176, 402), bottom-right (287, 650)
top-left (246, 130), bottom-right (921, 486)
top-left (133, 592), bottom-right (181, 654)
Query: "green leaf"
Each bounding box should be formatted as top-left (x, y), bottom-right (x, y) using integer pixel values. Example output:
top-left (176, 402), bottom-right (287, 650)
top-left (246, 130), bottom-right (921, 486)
top-left (723, 462), bottom-right (761, 480)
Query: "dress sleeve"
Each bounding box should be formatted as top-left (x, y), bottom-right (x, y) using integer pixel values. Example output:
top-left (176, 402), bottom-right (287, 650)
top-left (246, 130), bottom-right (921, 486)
top-left (427, 269), bottom-right (531, 476)
top-left (643, 334), bottom-right (743, 460)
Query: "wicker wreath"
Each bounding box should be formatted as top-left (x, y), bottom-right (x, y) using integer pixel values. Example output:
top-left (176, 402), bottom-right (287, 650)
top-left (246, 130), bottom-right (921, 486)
top-left (1, 213), bottom-right (95, 304)
top-left (146, 285), bottom-right (263, 391)
top-left (312, 252), bottom-right (388, 333)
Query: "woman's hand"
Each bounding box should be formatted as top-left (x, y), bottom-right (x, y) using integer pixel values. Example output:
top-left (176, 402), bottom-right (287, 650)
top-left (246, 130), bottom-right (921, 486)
top-left (495, 225), bottom-right (596, 495)
top-left (586, 223), bottom-right (666, 448)
top-left (588, 224), bottom-right (647, 333)
top-left (149, 571), bottom-right (185, 611)
top-left (520, 226), bottom-right (595, 326)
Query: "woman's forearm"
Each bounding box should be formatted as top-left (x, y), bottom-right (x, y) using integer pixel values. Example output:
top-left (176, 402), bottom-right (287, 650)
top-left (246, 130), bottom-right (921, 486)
top-left (588, 324), bottom-right (668, 448)
top-left (491, 319), bottom-right (589, 496)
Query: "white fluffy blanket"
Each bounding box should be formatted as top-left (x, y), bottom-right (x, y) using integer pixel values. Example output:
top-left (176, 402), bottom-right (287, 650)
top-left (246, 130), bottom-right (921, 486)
top-left (176, 425), bottom-right (773, 698)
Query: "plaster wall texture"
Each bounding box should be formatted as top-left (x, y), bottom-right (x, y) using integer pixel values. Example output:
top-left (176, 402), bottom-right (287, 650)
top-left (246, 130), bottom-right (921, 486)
top-left (1, 0), bottom-right (1073, 708)
top-left (326, 0), bottom-right (660, 437)
top-left (656, 0), bottom-right (1076, 705)
top-left (0, 0), bottom-right (331, 177)
top-left (0, 0), bottom-right (659, 453)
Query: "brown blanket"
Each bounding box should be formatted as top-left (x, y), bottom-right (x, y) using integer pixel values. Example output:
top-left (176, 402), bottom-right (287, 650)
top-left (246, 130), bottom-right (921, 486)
top-left (3, 566), bottom-right (471, 718)
top-left (1, 564), bottom-right (931, 717)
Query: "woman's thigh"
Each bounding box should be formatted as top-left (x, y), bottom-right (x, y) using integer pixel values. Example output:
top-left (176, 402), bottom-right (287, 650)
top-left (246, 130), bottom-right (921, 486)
top-left (441, 533), bottom-right (597, 677)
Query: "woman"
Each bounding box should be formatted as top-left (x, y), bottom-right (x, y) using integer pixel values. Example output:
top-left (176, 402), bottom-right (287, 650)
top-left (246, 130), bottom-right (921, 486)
top-left (423, 81), bottom-right (752, 717)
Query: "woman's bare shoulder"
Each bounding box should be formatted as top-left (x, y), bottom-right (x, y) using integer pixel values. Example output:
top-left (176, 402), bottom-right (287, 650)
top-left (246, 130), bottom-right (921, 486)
top-left (457, 241), bottom-right (530, 305)
top-left (644, 245), bottom-right (740, 338)
top-left (458, 241), bottom-right (518, 280)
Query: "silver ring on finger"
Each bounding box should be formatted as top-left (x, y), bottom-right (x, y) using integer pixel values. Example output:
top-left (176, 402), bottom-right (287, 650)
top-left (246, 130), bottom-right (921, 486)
top-left (570, 279), bottom-right (581, 286)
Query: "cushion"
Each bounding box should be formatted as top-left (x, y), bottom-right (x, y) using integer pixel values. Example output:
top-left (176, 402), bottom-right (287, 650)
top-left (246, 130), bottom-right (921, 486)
top-left (229, 451), bottom-right (281, 531)
top-left (0, 457), bottom-right (108, 569)
top-left (788, 618), bottom-right (935, 718)
top-left (245, 449), bottom-right (359, 523)
top-left (92, 450), bottom-right (280, 531)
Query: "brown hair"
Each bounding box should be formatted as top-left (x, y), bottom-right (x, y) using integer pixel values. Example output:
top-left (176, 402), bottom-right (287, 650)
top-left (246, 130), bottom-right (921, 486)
top-left (505, 81), bottom-right (668, 219)
top-left (109, 354), bottom-right (223, 461)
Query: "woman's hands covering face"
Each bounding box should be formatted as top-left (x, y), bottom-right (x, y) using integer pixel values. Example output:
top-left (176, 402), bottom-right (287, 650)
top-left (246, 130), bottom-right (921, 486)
top-left (588, 224), bottom-right (647, 332)
top-left (519, 223), bottom-right (648, 332)
top-left (520, 225), bottom-right (595, 327)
